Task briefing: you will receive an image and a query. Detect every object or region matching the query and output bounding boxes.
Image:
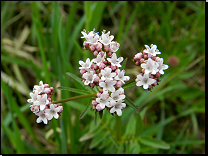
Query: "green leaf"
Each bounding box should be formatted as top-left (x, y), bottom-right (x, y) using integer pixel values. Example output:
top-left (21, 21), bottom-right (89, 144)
top-left (79, 101), bottom-right (92, 119)
top-left (57, 86), bottom-right (90, 95)
top-left (123, 82), bottom-right (136, 89)
top-left (66, 72), bottom-right (94, 93)
top-left (139, 136), bottom-right (170, 150)
top-left (98, 110), bottom-right (103, 119)
top-left (130, 140), bottom-right (140, 154)
top-left (125, 96), bottom-right (139, 111)
top-left (94, 111), bottom-right (98, 126)
top-left (89, 131), bottom-right (108, 149)
top-left (120, 58), bottom-right (127, 71)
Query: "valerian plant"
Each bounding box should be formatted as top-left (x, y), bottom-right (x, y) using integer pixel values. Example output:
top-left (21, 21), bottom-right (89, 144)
top-left (27, 29), bottom-right (168, 125)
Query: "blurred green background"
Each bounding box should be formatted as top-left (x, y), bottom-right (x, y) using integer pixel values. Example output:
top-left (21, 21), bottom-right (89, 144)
top-left (1, 1), bottom-right (205, 154)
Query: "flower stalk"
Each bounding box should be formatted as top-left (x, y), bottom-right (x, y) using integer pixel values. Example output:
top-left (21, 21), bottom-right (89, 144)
top-left (53, 94), bottom-right (97, 104)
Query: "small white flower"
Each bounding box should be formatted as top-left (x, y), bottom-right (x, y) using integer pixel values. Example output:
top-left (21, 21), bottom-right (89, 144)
top-left (79, 58), bottom-right (92, 71)
top-left (96, 92), bottom-right (112, 109)
top-left (115, 69), bottom-right (130, 83)
top-left (82, 71), bottom-right (97, 85)
top-left (34, 94), bottom-right (49, 111)
top-left (110, 41), bottom-right (120, 52)
top-left (27, 90), bottom-right (39, 103)
top-left (107, 53), bottom-right (123, 67)
top-left (110, 90), bottom-right (125, 105)
top-left (99, 30), bottom-right (114, 46)
top-left (101, 67), bottom-right (116, 81)
top-left (34, 81), bottom-right (44, 93)
top-left (36, 111), bottom-right (48, 124)
top-left (99, 79), bottom-right (117, 92)
top-left (136, 74), bottom-right (155, 89)
top-left (143, 44), bottom-right (161, 56)
top-left (45, 104), bottom-right (60, 120)
top-left (157, 58), bottom-right (169, 74)
top-left (110, 100), bottom-right (126, 116)
top-left (81, 29), bottom-right (99, 45)
top-left (141, 58), bottom-right (159, 75)
top-left (92, 52), bottom-right (106, 66)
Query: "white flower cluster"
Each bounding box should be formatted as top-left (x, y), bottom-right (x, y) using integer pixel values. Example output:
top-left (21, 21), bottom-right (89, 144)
top-left (27, 81), bottom-right (63, 124)
top-left (134, 44), bottom-right (169, 89)
top-left (80, 29), bottom-right (130, 116)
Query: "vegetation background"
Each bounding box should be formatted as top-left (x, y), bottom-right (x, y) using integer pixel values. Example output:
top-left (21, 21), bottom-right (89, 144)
top-left (1, 1), bottom-right (205, 154)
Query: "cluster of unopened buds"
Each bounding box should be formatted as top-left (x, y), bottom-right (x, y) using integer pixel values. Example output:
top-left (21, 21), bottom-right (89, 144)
top-left (134, 44), bottom-right (169, 90)
top-left (27, 81), bottom-right (63, 124)
top-left (79, 29), bottom-right (130, 116)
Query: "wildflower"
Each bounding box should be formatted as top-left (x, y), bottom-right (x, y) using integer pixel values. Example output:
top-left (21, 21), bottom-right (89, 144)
top-left (82, 71), bottom-right (97, 85)
top-left (96, 92), bottom-right (112, 109)
top-left (100, 67), bottom-right (116, 81)
top-left (110, 100), bottom-right (126, 116)
top-left (35, 111), bottom-right (49, 124)
top-left (115, 69), bottom-right (130, 83)
top-left (45, 104), bottom-right (60, 120)
top-left (79, 58), bottom-right (92, 71)
top-left (157, 58), bottom-right (169, 74)
top-left (107, 53), bottom-right (123, 67)
top-left (99, 79), bottom-right (117, 92)
top-left (141, 58), bottom-right (159, 75)
top-left (109, 41), bottom-right (120, 52)
top-left (99, 30), bottom-right (114, 46)
top-left (143, 44), bottom-right (161, 56)
top-left (136, 74), bottom-right (155, 89)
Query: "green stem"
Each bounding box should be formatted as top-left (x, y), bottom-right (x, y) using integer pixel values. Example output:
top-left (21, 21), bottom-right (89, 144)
top-left (53, 94), bottom-right (97, 104)
top-left (115, 115), bottom-right (122, 142)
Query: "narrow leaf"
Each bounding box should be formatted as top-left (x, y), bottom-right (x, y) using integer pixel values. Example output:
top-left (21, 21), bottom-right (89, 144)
top-left (57, 86), bottom-right (90, 95)
top-left (120, 58), bottom-right (128, 71)
top-left (98, 110), bottom-right (103, 119)
top-left (79, 102), bottom-right (92, 119)
top-left (94, 111), bottom-right (98, 126)
top-left (125, 96), bottom-right (139, 111)
top-left (66, 72), bottom-right (94, 93)
top-left (139, 136), bottom-right (170, 150)
top-left (123, 82), bottom-right (136, 89)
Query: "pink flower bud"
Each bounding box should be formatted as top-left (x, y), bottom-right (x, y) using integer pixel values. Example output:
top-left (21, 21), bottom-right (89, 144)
top-left (90, 83), bottom-right (95, 87)
top-left (96, 104), bottom-right (104, 111)
top-left (44, 84), bottom-right (50, 88)
top-left (108, 52), bottom-right (112, 56)
top-left (50, 87), bottom-right (54, 91)
top-left (96, 42), bottom-right (102, 51)
top-left (134, 53), bottom-right (142, 61)
top-left (99, 51), bottom-right (105, 57)
top-left (116, 80), bottom-right (124, 88)
top-left (142, 69), bottom-right (145, 73)
top-left (83, 41), bottom-right (89, 48)
top-left (93, 76), bottom-right (100, 83)
top-left (93, 51), bottom-right (98, 56)
top-left (155, 57), bottom-right (161, 62)
top-left (94, 64), bottom-right (99, 70)
top-left (93, 105), bottom-right (96, 110)
top-left (104, 45), bottom-right (110, 52)
top-left (92, 100), bottom-right (97, 106)
top-left (111, 65), bottom-right (117, 71)
top-left (97, 92), bottom-right (101, 98)
top-left (44, 88), bottom-right (51, 94)
top-left (99, 89), bottom-right (103, 93)
top-left (99, 73), bottom-right (102, 77)
top-left (80, 69), bottom-right (86, 75)
top-left (155, 72), bottom-right (161, 77)
top-left (89, 45), bottom-right (95, 52)
top-left (140, 58), bottom-right (145, 63)
top-left (58, 106), bottom-right (63, 114)
top-left (99, 62), bottom-right (106, 69)
top-left (144, 55), bottom-right (148, 59)
top-left (135, 61), bottom-right (140, 66)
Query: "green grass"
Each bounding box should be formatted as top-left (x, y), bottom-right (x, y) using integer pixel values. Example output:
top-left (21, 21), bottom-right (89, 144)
top-left (1, 1), bottom-right (205, 154)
